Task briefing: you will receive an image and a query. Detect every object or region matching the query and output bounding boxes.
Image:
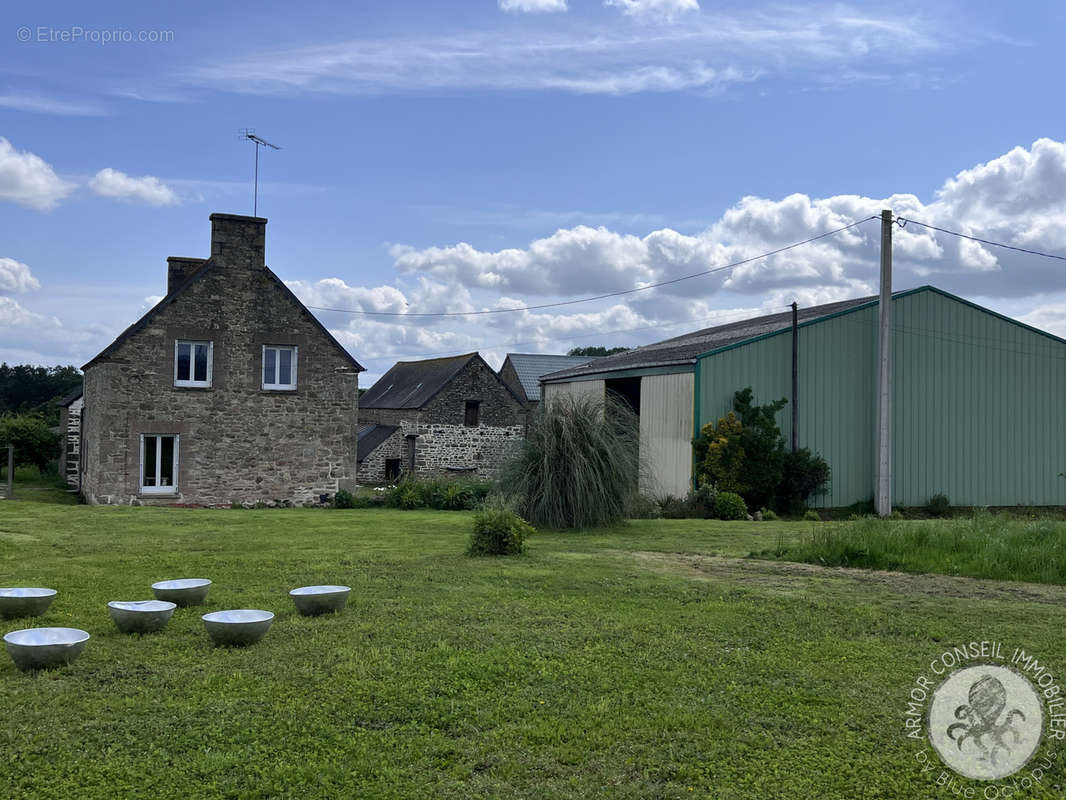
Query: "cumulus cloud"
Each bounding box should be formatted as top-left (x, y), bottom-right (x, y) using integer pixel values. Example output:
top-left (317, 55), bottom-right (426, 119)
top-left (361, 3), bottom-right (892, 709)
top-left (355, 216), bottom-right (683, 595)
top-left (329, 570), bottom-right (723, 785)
top-left (89, 168), bottom-right (179, 207)
top-left (0, 258), bottom-right (41, 293)
top-left (605, 0), bottom-right (699, 21)
top-left (0, 137), bottom-right (75, 211)
top-left (499, 0), bottom-right (568, 12)
top-left (281, 138), bottom-right (1066, 376)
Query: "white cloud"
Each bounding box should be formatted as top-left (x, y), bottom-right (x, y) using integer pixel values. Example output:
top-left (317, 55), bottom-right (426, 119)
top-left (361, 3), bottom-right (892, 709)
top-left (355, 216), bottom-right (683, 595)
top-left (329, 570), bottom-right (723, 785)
top-left (605, 0), bottom-right (699, 21)
top-left (89, 168), bottom-right (179, 207)
top-left (180, 6), bottom-right (956, 97)
top-left (0, 258), bottom-right (41, 293)
top-left (0, 137), bottom-right (75, 211)
top-left (0, 94), bottom-right (106, 116)
top-left (499, 0), bottom-right (568, 13)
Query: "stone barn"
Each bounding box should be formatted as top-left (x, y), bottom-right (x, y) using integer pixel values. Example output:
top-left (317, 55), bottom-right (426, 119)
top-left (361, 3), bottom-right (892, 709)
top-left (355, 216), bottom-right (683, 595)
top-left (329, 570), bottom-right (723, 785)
top-left (357, 352), bottom-right (526, 483)
top-left (79, 212), bottom-right (365, 506)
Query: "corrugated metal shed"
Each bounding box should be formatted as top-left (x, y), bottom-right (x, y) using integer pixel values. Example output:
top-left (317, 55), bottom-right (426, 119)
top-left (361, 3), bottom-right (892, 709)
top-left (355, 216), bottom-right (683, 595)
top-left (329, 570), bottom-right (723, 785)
top-left (542, 296), bottom-right (874, 383)
top-left (501, 354), bottom-right (598, 401)
top-left (695, 286), bottom-right (1066, 507)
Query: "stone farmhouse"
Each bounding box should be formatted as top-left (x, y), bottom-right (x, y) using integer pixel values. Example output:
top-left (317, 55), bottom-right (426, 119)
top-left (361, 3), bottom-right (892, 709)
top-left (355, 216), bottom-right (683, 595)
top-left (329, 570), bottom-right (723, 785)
top-left (78, 213), bottom-right (364, 506)
top-left (357, 352), bottom-right (525, 483)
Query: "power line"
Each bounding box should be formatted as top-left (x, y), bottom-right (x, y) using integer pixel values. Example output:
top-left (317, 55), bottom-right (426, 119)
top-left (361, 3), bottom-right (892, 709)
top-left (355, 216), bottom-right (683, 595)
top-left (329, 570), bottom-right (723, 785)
top-left (307, 216), bottom-right (879, 318)
top-left (895, 217), bottom-right (1066, 262)
top-left (354, 303), bottom-right (794, 362)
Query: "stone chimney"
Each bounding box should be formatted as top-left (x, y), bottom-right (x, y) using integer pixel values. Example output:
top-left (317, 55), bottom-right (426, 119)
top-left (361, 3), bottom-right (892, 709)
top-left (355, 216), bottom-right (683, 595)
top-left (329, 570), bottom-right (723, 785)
top-left (209, 213), bottom-right (266, 269)
top-left (166, 257), bottom-right (207, 294)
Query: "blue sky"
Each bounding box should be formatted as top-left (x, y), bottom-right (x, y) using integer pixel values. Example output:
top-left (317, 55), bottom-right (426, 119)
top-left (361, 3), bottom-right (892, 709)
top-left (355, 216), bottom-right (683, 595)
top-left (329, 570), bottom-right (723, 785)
top-left (2, 0), bottom-right (1065, 383)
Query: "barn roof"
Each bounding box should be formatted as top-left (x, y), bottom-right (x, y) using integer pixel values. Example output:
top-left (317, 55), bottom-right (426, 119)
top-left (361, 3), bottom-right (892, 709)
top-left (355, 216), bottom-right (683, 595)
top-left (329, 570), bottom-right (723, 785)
top-left (360, 353), bottom-right (481, 409)
top-left (541, 295), bottom-right (877, 382)
top-left (501, 354), bottom-right (599, 401)
top-left (356, 424), bottom-right (399, 461)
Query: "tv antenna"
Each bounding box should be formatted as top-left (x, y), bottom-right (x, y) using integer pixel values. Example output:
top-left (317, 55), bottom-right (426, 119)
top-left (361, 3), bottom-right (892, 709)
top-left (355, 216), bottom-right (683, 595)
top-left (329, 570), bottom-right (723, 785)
top-left (239, 129), bottom-right (281, 216)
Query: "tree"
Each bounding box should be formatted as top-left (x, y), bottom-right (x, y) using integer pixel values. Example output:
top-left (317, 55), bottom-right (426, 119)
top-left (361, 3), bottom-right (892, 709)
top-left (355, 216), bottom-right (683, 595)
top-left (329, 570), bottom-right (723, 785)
top-left (0, 413), bottom-right (60, 472)
top-left (567, 346), bottom-right (631, 357)
top-left (0, 364), bottom-right (82, 425)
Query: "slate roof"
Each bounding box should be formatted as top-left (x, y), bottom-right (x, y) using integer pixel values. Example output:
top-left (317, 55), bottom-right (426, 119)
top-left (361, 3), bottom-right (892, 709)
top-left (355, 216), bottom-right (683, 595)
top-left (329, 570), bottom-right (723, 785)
top-left (356, 424), bottom-right (399, 461)
top-left (360, 353), bottom-right (481, 409)
top-left (501, 354), bottom-right (599, 401)
top-left (541, 295), bottom-right (878, 382)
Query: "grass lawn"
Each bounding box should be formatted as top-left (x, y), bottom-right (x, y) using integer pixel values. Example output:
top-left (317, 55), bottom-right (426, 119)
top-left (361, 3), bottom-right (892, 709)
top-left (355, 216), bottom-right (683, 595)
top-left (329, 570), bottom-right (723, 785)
top-left (2, 503), bottom-right (1065, 799)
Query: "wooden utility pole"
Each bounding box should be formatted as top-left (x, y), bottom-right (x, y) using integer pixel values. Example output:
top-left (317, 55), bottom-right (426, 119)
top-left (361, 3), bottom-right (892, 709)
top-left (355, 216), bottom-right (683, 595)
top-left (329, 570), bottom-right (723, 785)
top-left (5, 446), bottom-right (12, 500)
top-left (875, 209), bottom-right (893, 516)
top-left (791, 301), bottom-right (798, 453)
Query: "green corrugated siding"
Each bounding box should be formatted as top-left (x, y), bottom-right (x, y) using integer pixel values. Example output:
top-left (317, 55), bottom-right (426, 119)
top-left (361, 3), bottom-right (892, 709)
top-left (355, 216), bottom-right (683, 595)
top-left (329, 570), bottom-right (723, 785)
top-left (696, 288), bottom-right (1066, 507)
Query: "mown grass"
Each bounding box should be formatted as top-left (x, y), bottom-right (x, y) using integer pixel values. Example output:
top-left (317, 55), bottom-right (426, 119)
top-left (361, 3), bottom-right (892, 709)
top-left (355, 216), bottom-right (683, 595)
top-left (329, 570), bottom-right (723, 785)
top-left (762, 511), bottom-right (1066, 584)
top-left (1, 503), bottom-right (1064, 799)
top-left (3, 466), bottom-right (77, 505)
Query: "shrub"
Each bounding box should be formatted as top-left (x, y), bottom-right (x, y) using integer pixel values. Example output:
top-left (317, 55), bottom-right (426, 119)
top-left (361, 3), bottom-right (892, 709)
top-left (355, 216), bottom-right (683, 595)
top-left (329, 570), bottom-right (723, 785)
top-left (689, 484), bottom-right (717, 518)
top-left (501, 393), bottom-right (642, 529)
top-left (714, 491), bottom-right (747, 520)
top-left (380, 476), bottom-right (494, 511)
top-left (776, 448), bottom-right (831, 514)
top-left (0, 413), bottom-right (59, 473)
top-left (890, 509), bottom-right (905, 520)
top-left (760, 508), bottom-right (779, 521)
top-left (656, 494), bottom-right (690, 519)
top-left (927, 493), bottom-right (950, 517)
top-left (626, 493), bottom-right (661, 519)
top-left (333, 488), bottom-right (355, 509)
top-left (803, 510), bottom-right (822, 522)
top-left (467, 504), bottom-right (534, 556)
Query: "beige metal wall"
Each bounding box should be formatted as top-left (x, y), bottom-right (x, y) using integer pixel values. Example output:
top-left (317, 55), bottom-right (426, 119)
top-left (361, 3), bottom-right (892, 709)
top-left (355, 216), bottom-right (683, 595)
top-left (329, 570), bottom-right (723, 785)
top-left (542, 379), bottom-right (605, 403)
top-left (639, 372), bottom-right (694, 498)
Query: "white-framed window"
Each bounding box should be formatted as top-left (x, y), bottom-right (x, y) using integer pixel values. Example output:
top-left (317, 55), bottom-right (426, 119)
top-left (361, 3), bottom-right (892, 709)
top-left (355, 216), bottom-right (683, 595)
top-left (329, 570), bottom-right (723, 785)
top-left (262, 345), bottom-right (298, 390)
top-left (140, 434), bottom-right (178, 494)
top-left (174, 340), bottom-right (212, 387)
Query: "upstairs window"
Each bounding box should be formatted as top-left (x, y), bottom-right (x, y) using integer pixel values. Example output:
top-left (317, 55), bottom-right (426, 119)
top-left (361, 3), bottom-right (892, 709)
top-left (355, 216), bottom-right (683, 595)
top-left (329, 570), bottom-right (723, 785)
top-left (464, 400), bottom-right (480, 427)
top-left (141, 434), bottom-right (178, 494)
top-left (175, 340), bottom-right (212, 387)
top-left (263, 345), bottom-right (297, 390)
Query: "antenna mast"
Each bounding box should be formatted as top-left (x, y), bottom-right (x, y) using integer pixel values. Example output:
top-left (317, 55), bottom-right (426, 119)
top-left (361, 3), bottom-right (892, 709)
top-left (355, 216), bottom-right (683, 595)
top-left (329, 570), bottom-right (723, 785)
top-left (239, 129), bottom-right (281, 216)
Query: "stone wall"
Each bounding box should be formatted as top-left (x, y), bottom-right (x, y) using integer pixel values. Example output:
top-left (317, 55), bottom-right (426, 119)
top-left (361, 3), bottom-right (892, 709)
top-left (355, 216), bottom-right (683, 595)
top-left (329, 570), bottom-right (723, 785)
top-left (81, 214), bottom-right (361, 507)
top-left (357, 355), bottom-right (526, 483)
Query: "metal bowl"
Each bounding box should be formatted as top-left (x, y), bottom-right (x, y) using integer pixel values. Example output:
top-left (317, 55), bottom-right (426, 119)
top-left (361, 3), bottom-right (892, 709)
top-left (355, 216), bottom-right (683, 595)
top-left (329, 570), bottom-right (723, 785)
top-left (289, 585), bottom-right (351, 616)
top-left (4, 627), bottom-right (89, 671)
top-left (0, 588), bottom-right (57, 619)
top-left (108, 600), bottom-right (177, 634)
top-left (151, 578), bottom-right (211, 607)
top-left (202, 609), bottom-right (274, 646)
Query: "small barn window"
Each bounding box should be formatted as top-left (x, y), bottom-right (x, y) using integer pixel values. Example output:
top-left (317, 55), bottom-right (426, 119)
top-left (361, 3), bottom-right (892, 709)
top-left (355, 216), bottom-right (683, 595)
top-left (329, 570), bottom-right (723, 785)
top-left (464, 401), bottom-right (480, 427)
top-left (175, 340), bottom-right (212, 387)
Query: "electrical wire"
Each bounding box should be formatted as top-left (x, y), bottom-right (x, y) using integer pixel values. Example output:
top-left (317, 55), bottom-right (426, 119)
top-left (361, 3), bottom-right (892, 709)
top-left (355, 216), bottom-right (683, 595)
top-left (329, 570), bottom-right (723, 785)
top-left (307, 216), bottom-right (879, 318)
top-left (895, 217), bottom-right (1066, 262)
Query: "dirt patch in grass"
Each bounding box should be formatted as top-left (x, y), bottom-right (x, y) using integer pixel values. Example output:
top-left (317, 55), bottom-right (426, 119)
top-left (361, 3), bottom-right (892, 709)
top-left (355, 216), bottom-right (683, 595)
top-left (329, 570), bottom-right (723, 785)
top-left (625, 550), bottom-right (1066, 606)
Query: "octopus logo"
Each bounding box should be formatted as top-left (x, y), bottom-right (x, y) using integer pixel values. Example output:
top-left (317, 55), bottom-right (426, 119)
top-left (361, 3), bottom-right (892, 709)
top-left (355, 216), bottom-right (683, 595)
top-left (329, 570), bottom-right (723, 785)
top-left (928, 665), bottom-right (1044, 781)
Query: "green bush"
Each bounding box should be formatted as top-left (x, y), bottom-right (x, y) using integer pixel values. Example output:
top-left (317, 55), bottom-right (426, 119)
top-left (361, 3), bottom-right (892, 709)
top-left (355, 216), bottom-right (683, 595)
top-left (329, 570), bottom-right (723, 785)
top-left (501, 394), bottom-right (642, 529)
top-left (333, 488), bottom-right (355, 509)
top-left (714, 491), bottom-right (747, 520)
top-left (760, 508), bottom-right (779, 521)
top-left (656, 494), bottom-right (689, 519)
top-left (776, 448), bottom-right (831, 514)
top-left (927, 492), bottom-right (950, 517)
top-left (626, 493), bottom-right (661, 519)
top-left (0, 413), bottom-right (59, 473)
top-left (381, 476), bottom-right (494, 511)
top-left (689, 484), bottom-right (717, 518)
top-left (467, 504), bottom-right (534, 556)
top-left (803, 510), bottom-right (822, 522)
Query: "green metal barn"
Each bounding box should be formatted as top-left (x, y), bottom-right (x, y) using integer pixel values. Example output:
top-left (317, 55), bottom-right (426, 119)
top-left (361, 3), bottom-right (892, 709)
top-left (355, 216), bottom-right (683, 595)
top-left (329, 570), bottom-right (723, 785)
top-left (542, 285), bottom-right (1066, 508)
top-left (695, 285), bottom-right (1066, 508)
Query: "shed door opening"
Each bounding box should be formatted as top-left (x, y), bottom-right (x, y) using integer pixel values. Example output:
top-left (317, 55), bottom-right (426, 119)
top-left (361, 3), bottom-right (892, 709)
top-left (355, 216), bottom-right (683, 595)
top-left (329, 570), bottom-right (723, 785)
top-left (384, 458), bottom-right (401, 482)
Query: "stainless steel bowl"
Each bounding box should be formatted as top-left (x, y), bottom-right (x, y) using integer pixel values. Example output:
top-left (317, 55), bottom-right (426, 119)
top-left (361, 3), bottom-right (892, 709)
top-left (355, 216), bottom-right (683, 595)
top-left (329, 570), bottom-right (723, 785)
top-left (202, 609), bottom-right (274, 646)
top-left (151, 578), bottom-right (211, 607)
top-left (108, 600), bottom-right (177, 634)
top-left (4, 627), bottom-right (89, 671)
top-left (0, 588), bottom-right (57, 619)
top-left (289, 585), bottom-right (351, 616)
